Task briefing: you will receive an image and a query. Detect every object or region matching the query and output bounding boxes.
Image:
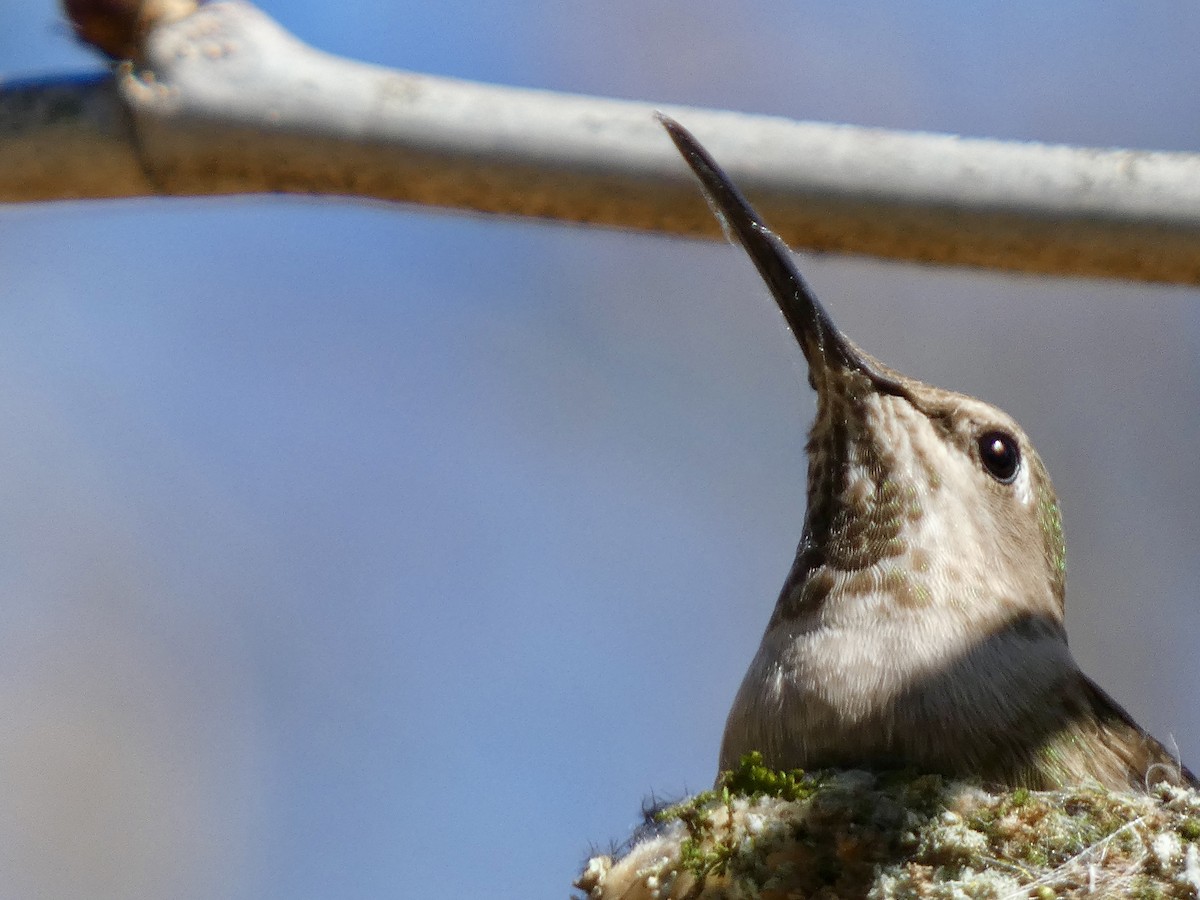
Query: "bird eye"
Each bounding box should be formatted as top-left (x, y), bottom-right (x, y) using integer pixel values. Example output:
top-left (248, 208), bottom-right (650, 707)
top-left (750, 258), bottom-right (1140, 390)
top-left (978, 431), bottom-right (1020, 483)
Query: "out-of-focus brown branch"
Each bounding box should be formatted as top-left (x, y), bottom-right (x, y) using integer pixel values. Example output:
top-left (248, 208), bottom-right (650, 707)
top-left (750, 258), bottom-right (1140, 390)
top-left (62, 0), bottom-right (197, 61)
top-left (2, 0), bottom-right (1200, 283)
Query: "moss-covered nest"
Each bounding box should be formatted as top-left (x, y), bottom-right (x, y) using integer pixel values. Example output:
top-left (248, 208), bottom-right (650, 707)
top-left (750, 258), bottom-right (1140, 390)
top-left (576, 754), bottom-right (1200, 899)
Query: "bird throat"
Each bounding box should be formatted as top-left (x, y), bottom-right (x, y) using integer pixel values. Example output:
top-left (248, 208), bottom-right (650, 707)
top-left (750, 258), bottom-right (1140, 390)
top-left (773, 378), bottom-right (938, 628)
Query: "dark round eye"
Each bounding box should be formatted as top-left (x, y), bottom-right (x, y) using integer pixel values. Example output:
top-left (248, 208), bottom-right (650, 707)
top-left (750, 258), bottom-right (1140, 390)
top-left (978, 431), bottom-right (1020, 483)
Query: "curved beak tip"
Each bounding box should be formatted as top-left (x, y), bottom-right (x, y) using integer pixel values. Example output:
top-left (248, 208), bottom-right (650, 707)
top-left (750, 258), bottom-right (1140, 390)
top-left (658, 116), bottom-right (859, 375)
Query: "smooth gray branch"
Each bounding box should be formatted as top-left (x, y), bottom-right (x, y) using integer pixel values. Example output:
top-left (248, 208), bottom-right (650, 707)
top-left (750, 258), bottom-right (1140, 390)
top-left (2, 0), bottom-right (1200, 283)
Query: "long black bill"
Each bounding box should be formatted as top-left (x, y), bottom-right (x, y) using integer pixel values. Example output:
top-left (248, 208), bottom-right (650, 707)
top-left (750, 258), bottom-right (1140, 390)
top-left (658, 113), bottom-right (898, 389)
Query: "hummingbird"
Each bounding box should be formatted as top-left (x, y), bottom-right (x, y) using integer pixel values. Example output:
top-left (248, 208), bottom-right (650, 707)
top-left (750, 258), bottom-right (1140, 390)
top-left (658, 114), bottom-right (1196, 792)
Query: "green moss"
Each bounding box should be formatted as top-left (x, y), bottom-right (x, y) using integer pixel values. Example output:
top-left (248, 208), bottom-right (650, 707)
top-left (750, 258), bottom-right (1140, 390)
top-left (1128, 876), bottom-right (1168, 900)
top-left (678, 829), bottom-right (738, 881)
top-left (653, 752), bottom-right (823, 883)
top-left (1023, 844), bottom-right (1049, 867)
top-left (895, 771), bottom-right (949, 816)
top-left (595, 760), bottom-right (1200, 900)
top-left (720, 751), bottom-right (820, 802)
top-left (1059, 790), bottom-right (1133, 850)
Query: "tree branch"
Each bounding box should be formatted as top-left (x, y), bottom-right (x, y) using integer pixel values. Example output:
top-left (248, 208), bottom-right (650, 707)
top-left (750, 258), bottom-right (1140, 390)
top-left (3, 0), bottom-right (1200, 283)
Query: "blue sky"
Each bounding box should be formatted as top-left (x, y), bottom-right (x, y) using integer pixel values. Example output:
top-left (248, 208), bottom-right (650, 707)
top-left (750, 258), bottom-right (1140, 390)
top-left (1, 2), bottom-right (1200, 897)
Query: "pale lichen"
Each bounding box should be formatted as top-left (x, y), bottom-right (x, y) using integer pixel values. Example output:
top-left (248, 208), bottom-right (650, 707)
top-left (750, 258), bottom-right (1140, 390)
top-left (576, 754), bottom-right (1200, 900)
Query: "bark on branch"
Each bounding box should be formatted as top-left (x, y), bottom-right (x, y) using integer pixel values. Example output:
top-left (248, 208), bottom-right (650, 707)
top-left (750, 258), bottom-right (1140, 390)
top-left (3, 0), bottom-right (1200, 283)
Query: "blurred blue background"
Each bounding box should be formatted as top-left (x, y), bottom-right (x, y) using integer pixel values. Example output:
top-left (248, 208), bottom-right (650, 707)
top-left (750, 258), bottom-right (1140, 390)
top-left (1, 1), bottom-right (1199, 897)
